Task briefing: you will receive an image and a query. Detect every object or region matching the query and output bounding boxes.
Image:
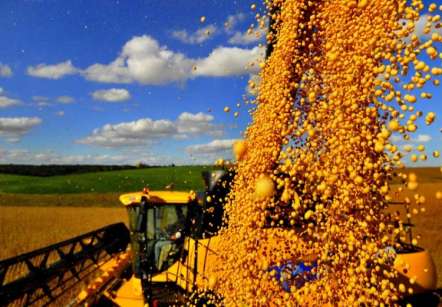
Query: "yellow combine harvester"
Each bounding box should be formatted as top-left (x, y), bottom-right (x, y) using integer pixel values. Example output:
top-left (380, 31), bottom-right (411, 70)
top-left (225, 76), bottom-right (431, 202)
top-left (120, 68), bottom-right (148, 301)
top-left (0, 170), bottom-right (439, 306)
top-left (85, 170), bottom-right (441, 306)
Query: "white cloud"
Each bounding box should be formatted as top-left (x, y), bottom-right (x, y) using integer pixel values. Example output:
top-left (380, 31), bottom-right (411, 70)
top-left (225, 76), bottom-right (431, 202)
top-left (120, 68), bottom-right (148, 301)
top-left (27, 60), bottom-right (78, 79)
top-left (193, 46), bottom-right (264, 77)
top-left (413, 15), bottom-right (442, 39)
top-left (83, 36), bottom-right (193, 84)
top-left (32, 96), bottom-right (49, 102)
top-left (0, 63), bottom-right (13, 77)
top-left (176, 112), bottom-right (222, 138)
top-left (36, 101), bottom-right (51, 107)
top-left (83, 35), bottom-right (264, 84)
top-left (391, 133), bottom-right (432, 143)
top-left (31, 96), bottom-right (51, 107)
top-left (0, 96), bottom-right (21, 108)
top-left (26, 35), bottom-right (264, 85)
top-left (400, 15), bottom-right (442, 42)
top-left (186, 139), bottom-right (236, 155)
top-left (228, 28), bottom-right (266, 45)
top-left (172, 25), bottom-right (217, 44)
top-left (391, 135), bottom-right (402, 142)
top-left (246, 73), bottom-right (261, 96)
top-left (0, 117), bottom-right (42, 142)
top-left (77, 118), bottom-right (176, 147)
top-left (414, 134), bottom-right (432, 143)
top-left (57, 96), bottom-right (75, 104)
top-left (77, 112), bottom-right (222, 147)
top-left (0, 147), bottom-right (179, 165)
top-left (224, 13), bottom-right (246, 32)
top-left (0, 148), bottom-right (130, 165)
top-left (56, 111), bottom-right (65, 117)
top-left (91, 88), bottom-right (131, 102)
top-left (0, 87), bottom-right (3, 94)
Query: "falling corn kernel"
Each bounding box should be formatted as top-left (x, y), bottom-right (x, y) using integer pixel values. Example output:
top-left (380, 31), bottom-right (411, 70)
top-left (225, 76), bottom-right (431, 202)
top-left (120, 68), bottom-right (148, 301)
top-left (254, 175), bottom-right (275, 200)
top-left (388, 120), bottom-right (400, 131)
top-left (358, 0), bottom-right (369, 8)
top-left (304, 210), bottom-right (314, 220)
top-left (233, 140), bottom-right (247, 161)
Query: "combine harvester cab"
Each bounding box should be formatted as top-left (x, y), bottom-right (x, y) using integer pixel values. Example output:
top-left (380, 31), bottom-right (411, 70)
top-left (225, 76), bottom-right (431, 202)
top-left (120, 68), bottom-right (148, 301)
top-left (85, 170), bottom-right (232, 306)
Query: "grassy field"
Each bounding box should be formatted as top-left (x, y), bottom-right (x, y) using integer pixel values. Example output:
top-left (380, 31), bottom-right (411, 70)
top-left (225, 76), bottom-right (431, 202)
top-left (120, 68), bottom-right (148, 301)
top-left (0, 165), bottom-right (213, 194)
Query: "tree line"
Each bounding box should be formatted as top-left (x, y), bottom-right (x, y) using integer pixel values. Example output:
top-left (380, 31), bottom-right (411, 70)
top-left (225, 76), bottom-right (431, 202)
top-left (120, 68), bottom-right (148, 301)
top-left (0, 164), bottom-right (155, 177)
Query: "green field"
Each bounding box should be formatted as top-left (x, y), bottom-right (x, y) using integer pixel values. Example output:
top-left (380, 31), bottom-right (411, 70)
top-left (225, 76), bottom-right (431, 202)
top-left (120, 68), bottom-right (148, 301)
top-left (0, 165), bottom-right (214, 195)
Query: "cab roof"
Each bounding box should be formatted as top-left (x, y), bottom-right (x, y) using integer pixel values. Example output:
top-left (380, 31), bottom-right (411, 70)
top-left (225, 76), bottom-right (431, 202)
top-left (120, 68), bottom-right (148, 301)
top-left (119, 190), bottom-right (195, 206)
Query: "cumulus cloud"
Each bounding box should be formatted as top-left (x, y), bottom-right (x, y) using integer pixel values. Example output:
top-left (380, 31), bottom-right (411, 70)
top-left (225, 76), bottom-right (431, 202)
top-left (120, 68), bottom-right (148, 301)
top-left (0, 63), bottom-right (13, 77)
top-left (399, 15), bottom-right (442, 42)
top-left (31, 96), bottom-right (51, 107)
top-left (57, 96), bottom-right (75, 104)
top-left (0, 96), bottom-right (21, 108)
top-left (246, 73), bottom-right (261, 96)
top-left (176, 112), bottom-right (222, 138)
top-left (172, 24), bottom-right (217, 44)
top-left (27, 60), bottom-right (78, 79)
top-left (186, 139), bottom-right (236, 155)
top-left (0, 148), bottom-right (131, 165)
top-left (83, 35), bottom-right (264, 84)
top-left (224, 13), bottom-right (246, 32)
top-left (193, 46), bottom-right (263, 77)
top-left (77, 112), bottom-right (222, 147)
top-left (0, 117), bottom-right (42, 142)
top-left (228, 28), bottom-right (266, 45)
top-left (77, 118), bottom-right (176, 147)
top-left (0, 147), bottom-right (178, 165)
top-left (414, 134), bottom-right (432, 143)
top-left (391, 133), bottom-right (432, 143)
top-left (32, 96), bottom-right (49, 102)
top-left (83, 36), bottom-right (194, 84)
top-left (26, 35), bottom-right (265, 85)
top-left (413, 14), bottom-right (442, 39)
top-left (91, 88), bottom-right (131, 102)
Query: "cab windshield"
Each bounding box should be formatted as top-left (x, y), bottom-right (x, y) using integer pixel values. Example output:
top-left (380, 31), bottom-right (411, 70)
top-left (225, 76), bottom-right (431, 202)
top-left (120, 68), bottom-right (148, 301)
top-left (126, 202), bottom-right (189, 275)
top-left (146, 205), bottom-right (188, 240)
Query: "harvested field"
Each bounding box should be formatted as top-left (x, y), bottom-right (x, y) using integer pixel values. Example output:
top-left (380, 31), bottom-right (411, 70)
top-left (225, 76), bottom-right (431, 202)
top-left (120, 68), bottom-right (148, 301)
top-left (0, 206), bottom-right (126, 260)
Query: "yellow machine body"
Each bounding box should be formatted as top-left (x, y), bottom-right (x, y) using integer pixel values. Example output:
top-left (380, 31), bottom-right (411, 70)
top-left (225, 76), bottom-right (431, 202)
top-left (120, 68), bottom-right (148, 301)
top-left (119, 190), bottom-right (196, 206)
top-left (107, 236), bottom-right (219, 306)
top-left (394, 249), bottom-right (438, 294)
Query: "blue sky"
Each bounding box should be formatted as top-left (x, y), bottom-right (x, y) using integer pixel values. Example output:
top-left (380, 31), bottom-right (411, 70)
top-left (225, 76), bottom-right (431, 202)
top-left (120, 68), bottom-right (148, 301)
top-left (0, 0), bottom-right (440, 166)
